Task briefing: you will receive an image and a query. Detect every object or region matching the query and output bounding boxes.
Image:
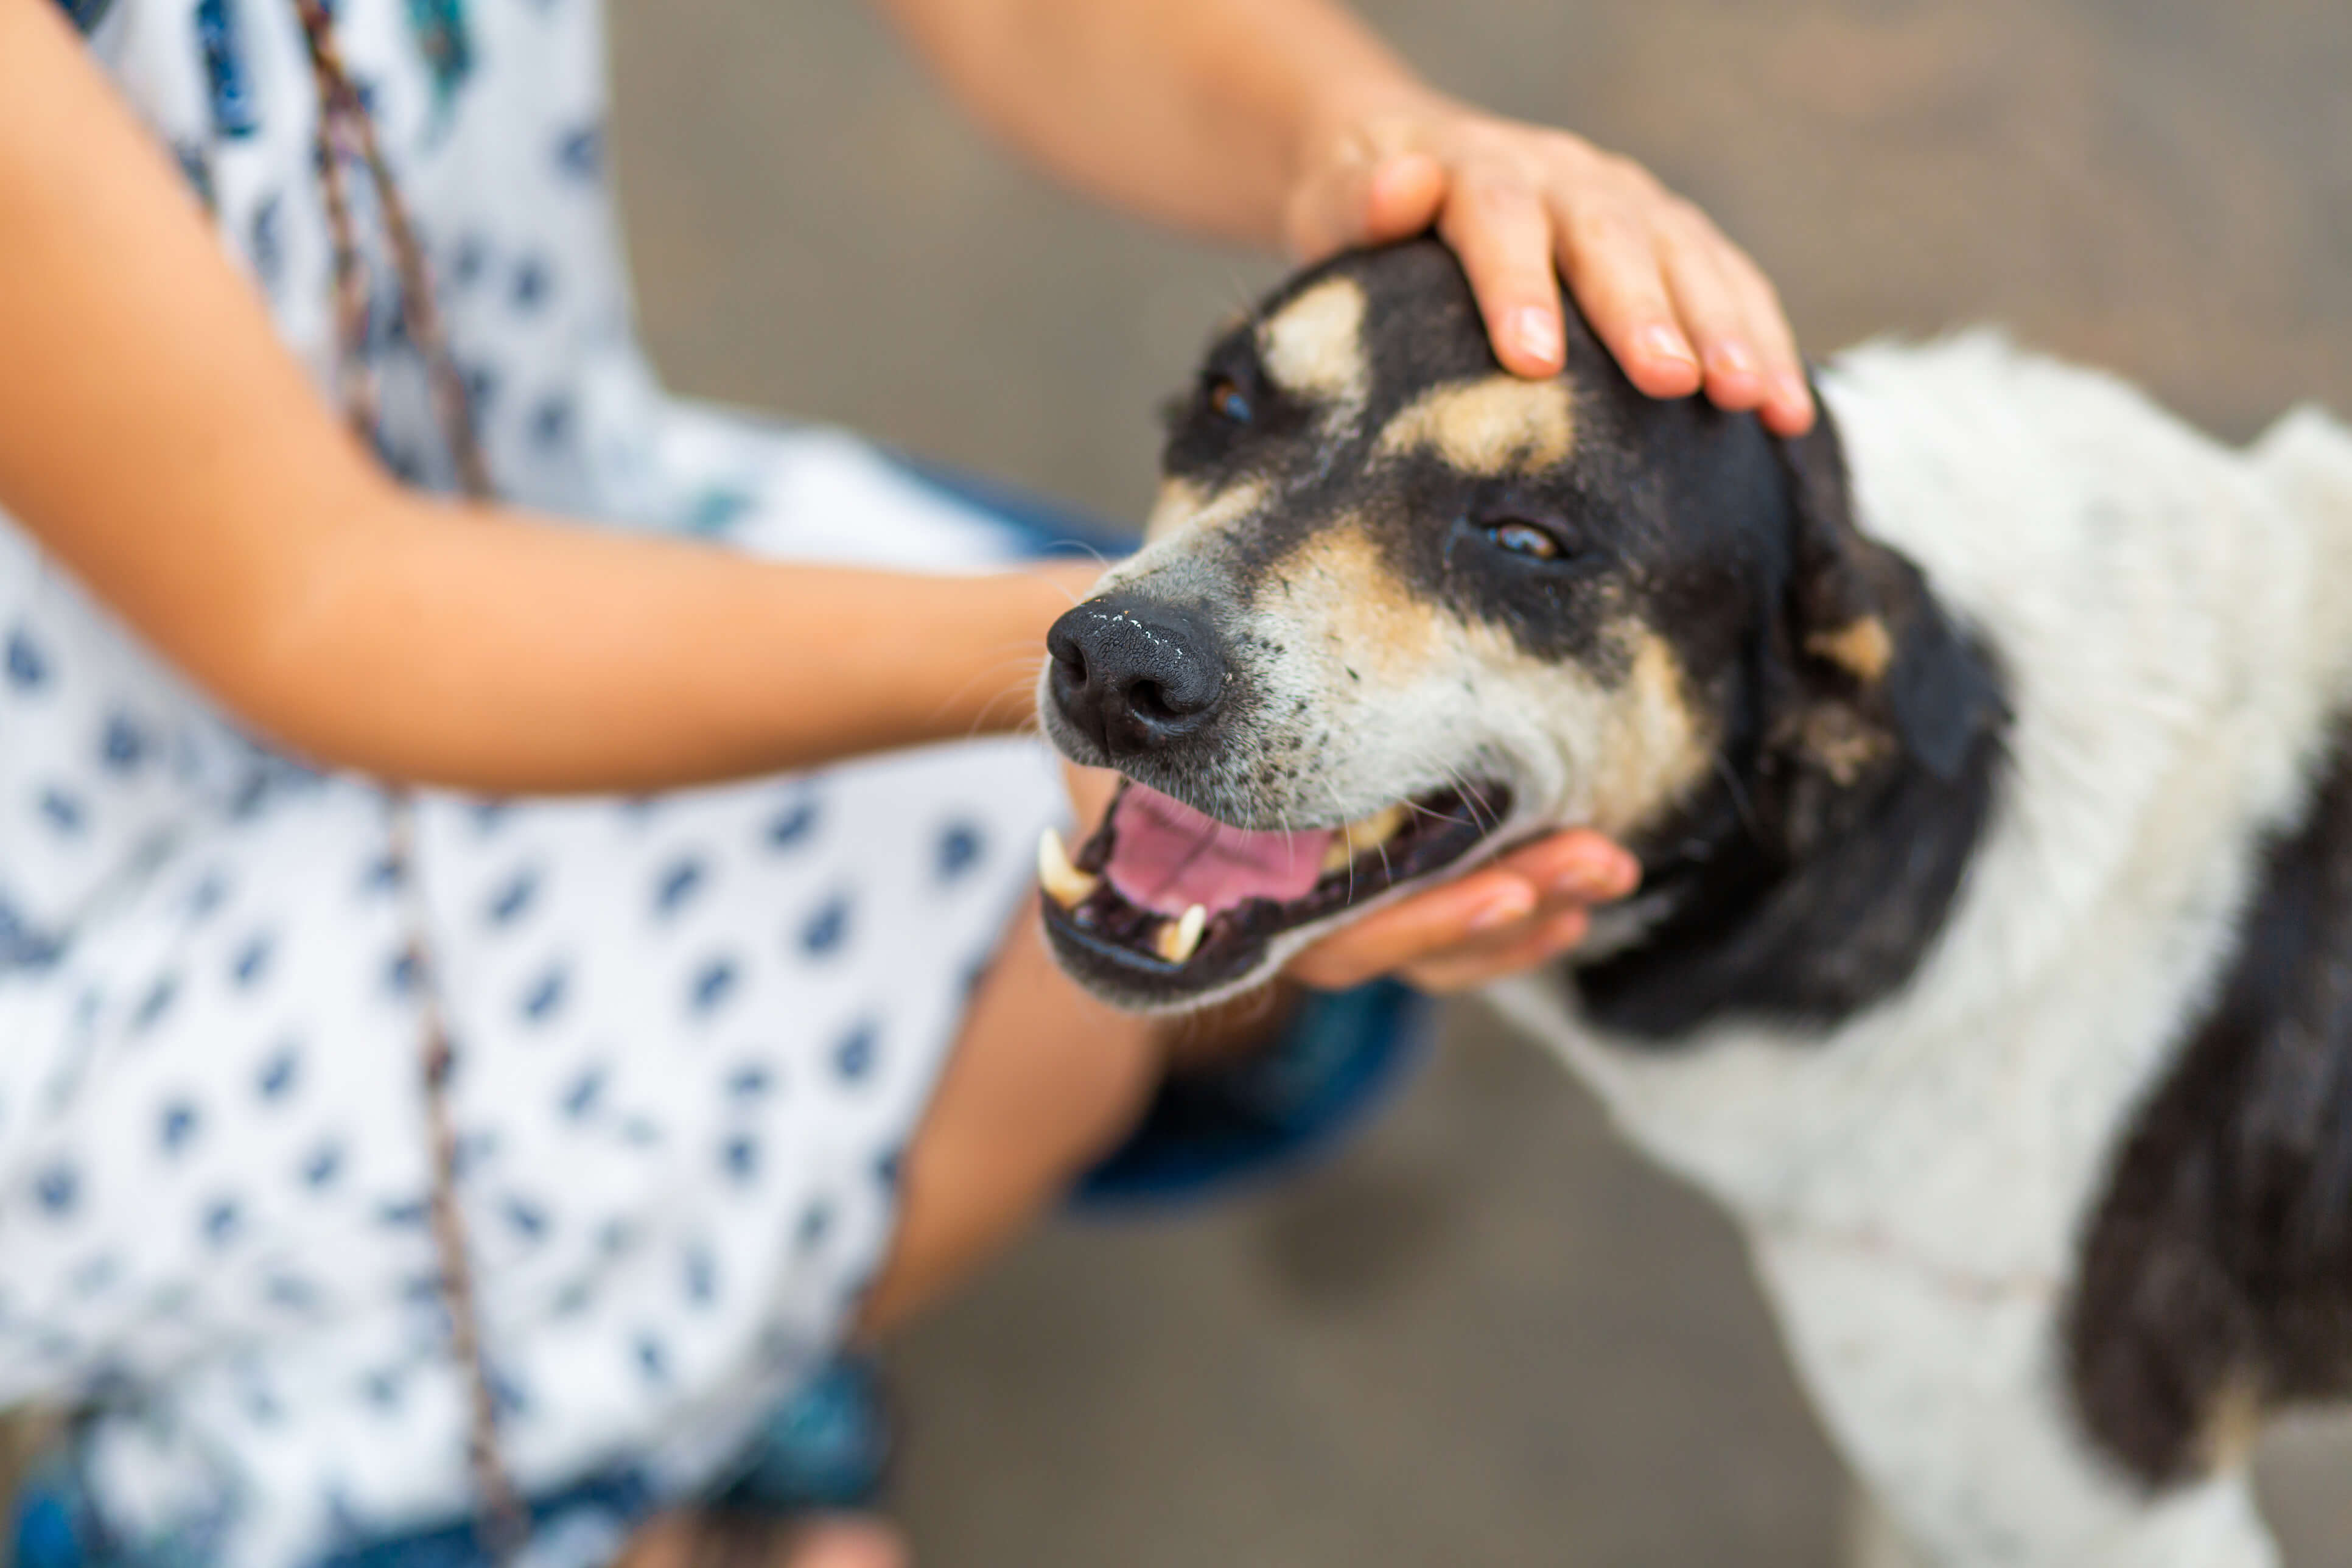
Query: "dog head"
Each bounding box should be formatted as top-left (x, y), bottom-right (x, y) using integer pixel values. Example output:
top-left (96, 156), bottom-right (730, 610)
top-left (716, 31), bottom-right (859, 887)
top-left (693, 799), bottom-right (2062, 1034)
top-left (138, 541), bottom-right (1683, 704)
top-left (1036, 239), bottom-right (2000, 1013)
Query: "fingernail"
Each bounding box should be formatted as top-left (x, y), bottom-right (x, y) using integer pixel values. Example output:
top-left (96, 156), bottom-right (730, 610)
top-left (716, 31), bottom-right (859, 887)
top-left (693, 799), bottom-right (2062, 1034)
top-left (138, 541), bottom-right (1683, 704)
top-left (1469, 883), bottom-right (1538, 932)
top-left (1711, 340), bottom-right (1757, 376)
top-left (1513, 307), bottom-right (1564, 369)
top-left (1547, 863), bottom-right (1615, 902)
top-left (1561, 845), bottom-right (1643, 896)
top-left (1550, 853), bottom-right (1638, 901)
top-left (1773, 371), bottom-right (1813, 409)
top-left (1638, 323), bottom-right (1699, 368)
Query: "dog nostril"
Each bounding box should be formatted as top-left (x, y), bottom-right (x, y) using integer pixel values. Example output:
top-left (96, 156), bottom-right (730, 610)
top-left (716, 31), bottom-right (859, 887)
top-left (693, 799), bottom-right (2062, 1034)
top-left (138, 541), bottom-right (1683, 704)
top-left (1127, 681), bottom-right (1177, 723)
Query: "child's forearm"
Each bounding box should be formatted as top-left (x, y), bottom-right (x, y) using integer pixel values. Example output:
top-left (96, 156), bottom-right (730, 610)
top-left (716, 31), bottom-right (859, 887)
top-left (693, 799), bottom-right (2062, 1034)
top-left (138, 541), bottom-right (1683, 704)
top-left (238, 495), bottom-right (1095, 793)
top-left (873, 0), bottom-right (1437, 248)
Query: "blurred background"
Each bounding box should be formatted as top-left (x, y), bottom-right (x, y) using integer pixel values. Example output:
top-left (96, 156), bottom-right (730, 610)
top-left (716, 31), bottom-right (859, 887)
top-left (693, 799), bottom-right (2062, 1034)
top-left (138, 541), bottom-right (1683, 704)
top-left (606, 2), bottom-right (2352, 1563)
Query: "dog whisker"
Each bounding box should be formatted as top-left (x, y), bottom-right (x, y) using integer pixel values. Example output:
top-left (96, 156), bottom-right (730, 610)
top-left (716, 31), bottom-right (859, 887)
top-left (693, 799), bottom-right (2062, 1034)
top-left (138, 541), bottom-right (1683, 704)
top-left (1712, 748), bottom-right (1764, 843)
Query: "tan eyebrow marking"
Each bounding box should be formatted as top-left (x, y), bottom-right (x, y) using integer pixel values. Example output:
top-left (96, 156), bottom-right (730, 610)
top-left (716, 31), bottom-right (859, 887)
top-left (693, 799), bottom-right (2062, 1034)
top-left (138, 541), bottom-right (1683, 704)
top-left (1258, 277), bottom-right (1370, 404)
top-left (1376, 375), bottom-right (1578, 475)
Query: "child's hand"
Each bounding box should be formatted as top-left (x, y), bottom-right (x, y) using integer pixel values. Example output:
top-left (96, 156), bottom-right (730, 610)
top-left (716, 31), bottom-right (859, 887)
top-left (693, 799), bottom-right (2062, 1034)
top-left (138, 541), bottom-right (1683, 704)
top-left (1283, 827), bottom-right (1640, 995)
top-left (1284, 95), bottom-right (1814, 436)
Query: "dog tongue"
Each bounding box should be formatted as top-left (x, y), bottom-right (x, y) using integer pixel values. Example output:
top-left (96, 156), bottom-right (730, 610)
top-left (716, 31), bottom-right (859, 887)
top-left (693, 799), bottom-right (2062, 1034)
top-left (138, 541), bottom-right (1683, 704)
top-left (1104, 784), bottom-right (1335, 918)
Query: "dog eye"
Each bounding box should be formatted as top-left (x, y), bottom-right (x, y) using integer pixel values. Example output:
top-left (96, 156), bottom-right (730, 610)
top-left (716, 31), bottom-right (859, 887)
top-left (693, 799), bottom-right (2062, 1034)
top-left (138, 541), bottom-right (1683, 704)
top-left (1206, 377), bottom-right (1255, 426)
top-left (1487, 520), bottom-right (1566, 561)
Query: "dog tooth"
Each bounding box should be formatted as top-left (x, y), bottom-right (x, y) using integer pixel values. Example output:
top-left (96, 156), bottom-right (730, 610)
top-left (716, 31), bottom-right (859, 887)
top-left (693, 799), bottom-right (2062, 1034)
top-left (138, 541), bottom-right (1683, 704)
top-left (1156, 904), bottom-right (1209, 965)
top-left (1321, 803), bottom-right (1410, 875)
top-left (1350, 803), bottom-right (1412, 850)
top-left (1037, 828), bottom-right (1099, 909)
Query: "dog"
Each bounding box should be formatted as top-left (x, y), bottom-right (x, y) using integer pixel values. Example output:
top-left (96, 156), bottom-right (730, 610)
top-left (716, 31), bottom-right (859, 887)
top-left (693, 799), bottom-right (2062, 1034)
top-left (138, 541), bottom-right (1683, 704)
top-left (1031, 237), bottom-right (2352, 1567)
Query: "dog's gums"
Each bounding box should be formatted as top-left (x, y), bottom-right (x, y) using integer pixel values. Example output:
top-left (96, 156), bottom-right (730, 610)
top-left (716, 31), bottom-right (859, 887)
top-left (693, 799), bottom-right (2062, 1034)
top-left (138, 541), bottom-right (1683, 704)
top-left (1037, 777), bottom-right (1511, 997)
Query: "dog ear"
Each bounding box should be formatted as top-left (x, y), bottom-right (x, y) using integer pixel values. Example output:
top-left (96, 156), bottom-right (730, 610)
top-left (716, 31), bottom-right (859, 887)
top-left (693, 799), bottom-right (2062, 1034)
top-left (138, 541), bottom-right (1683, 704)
top-left (1771, 391), bottom-right (2004, 789)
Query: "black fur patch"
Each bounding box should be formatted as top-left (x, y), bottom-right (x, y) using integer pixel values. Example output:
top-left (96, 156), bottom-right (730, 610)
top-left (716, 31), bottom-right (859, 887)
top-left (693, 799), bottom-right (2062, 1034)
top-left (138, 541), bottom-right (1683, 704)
top-left (1572, 635), bottom-right (2008, 1040)
top-left (2067, 721), bottom-right (2352, 1486)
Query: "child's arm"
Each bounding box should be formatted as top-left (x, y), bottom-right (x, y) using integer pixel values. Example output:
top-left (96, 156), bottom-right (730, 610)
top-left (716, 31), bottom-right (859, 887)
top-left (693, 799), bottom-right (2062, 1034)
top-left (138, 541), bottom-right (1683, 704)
top-left (0, 0), bottom-right (1087, 796)
top-left (875, 0), bottom-right (1813, 435)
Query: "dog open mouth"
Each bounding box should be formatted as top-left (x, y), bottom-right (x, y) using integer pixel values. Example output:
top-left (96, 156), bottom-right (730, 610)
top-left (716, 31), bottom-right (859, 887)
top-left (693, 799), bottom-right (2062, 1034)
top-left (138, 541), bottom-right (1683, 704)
top-left (1036, 777), bottom-right (1513, 1001)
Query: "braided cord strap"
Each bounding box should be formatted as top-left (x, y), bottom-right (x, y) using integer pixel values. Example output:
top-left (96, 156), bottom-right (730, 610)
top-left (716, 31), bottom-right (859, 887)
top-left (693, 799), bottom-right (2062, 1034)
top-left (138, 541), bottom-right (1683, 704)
top-left (285, 8), bottom-right (524, 1562)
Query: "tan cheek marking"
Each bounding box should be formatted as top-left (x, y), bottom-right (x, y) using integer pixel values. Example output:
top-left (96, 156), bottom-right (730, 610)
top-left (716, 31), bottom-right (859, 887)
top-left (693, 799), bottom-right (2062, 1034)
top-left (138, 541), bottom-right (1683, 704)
top-left (1277, 523), bottom-right (1440, 688)
top-left (1259, 278), bottom-right (1370, 404)
top-left (1143, 477), bottom-right (1268, 544)
top-left (1377, 376), bottom-right (1578, 475)
top-left (1457, 619), bottom-right (1712, 837)
top-left (1585, 629), bottom-right (1713, 837)
top-left (1807, 616), bottom-right (1895, 684)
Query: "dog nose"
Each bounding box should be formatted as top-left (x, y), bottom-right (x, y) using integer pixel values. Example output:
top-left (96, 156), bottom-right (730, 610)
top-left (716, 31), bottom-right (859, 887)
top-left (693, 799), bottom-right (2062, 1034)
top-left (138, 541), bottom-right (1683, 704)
top-left (1047, 596), bottom-right (1228, 757)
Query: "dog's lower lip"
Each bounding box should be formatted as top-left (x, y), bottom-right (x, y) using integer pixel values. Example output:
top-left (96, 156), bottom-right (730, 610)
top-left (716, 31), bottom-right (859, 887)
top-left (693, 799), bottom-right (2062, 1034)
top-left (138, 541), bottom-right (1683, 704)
top-left (1038, 778), bottom-right (1512, 993)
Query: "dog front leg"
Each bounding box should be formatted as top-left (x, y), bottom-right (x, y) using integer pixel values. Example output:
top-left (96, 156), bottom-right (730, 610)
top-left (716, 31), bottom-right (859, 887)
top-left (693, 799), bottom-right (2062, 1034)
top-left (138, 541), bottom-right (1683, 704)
top-left (1751, 1231), bottom-right (2280, 1568)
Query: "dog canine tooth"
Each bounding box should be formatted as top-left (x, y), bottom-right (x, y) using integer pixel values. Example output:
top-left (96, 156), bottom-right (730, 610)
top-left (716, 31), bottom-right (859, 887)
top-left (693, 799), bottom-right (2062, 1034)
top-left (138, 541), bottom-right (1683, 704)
top-left (1155, 904), bottom-right (1209, 965)
top-left (1037, 828), bottom-right (1099, 909)
top-left (1320, 838), bottom-right (1355, 874)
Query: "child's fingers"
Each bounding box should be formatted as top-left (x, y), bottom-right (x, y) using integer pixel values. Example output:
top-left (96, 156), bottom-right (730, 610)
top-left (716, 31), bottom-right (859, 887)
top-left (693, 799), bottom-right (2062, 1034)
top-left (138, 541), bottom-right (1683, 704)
top-left (1401, 904), bottom-right (1595, 995)
top-left (1378, 836), bottom-right (1635, 992)
top-left (1489, 827), bottom-right (1642, 904)
top-left (1286, 827), bottom-right (1637, 991)
top-left (1659, 222), bottom-right (1769, 415)
top-left (1283, 105), bottom-right (1808, 433)
top-left (1551, 185), bottom-right (1703, 401)
top-left (1286, 864), bottom-right (1539, 992)
top-left (1440, 171), bottom-right (1569, 377)
top-left (1714, 243), bottom-right (1816, 435)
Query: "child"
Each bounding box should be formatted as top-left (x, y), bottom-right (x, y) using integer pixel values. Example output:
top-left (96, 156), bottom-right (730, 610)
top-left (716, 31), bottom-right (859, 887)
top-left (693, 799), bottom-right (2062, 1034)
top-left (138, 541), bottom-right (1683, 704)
top-left (0, 0), bottom-right (1809, 1564)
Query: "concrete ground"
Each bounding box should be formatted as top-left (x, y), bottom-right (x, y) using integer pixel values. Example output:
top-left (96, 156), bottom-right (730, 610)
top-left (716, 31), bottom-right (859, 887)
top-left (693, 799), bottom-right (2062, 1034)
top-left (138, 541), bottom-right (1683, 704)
top-left (606, 2), bottom-right (2352, 1562)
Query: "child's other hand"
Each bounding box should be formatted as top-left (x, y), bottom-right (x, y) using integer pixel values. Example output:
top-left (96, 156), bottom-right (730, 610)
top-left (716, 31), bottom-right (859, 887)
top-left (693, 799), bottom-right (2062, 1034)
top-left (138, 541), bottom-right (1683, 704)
top-left (1283, 96), bottom-right (1814, 437)
top-left (1284, 827), bottom-right (1640, 995)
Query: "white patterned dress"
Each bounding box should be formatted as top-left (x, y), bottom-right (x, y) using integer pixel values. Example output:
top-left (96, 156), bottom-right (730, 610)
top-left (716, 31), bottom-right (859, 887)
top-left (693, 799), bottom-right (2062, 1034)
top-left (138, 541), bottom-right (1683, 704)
top-left (0, 2), bottom-right (1072, 1563)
